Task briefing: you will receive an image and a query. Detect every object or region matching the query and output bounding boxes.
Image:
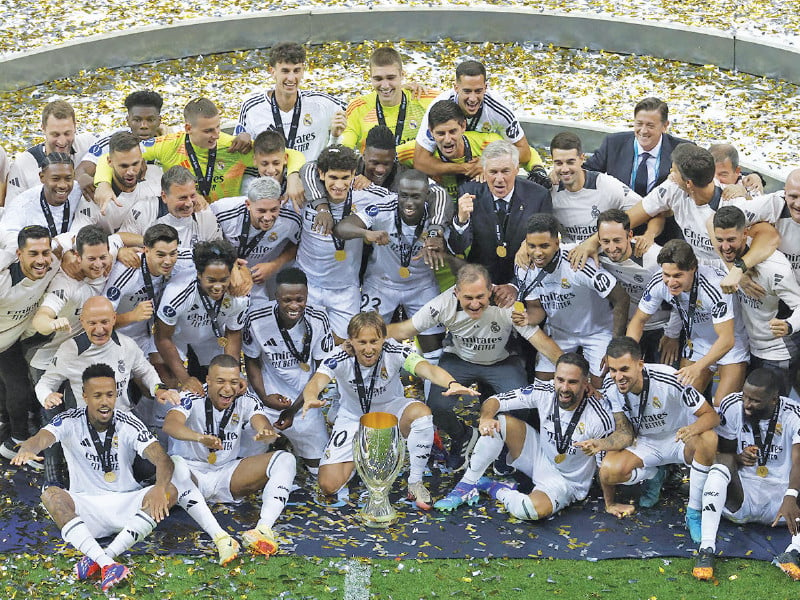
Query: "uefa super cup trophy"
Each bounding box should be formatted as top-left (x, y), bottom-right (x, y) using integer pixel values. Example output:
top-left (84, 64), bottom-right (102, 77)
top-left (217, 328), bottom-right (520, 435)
top-left (353, 411), bottom-right (405, 528)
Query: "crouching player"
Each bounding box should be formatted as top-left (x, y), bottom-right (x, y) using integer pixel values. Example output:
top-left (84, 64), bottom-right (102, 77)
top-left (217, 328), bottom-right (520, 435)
top-left (12, 364), bottom-right (239, 592)
top-left (297, 311), bottom-right (477, 509)
top-left (163, 354), bottom-right (296, 557)
top-left (435, 353), bottom-right (614, 520)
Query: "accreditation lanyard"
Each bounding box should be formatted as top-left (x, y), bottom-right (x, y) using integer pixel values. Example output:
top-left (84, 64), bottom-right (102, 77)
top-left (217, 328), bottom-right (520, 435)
top-left (354, 350), bottom-right (384, 414)
top-left (184, 137), bottom-right (216, 198)
top-left (376, 92), bottom-right (407, 146)
top-left (270, 92), bottom-right (302, 149)
top-left (39, 189), bottom-right (70, 236)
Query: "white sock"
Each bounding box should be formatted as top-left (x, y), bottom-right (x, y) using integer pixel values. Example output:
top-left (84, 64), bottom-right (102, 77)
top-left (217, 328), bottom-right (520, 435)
top-left (496, 488), bottom-right (538, 521)
top-left (105, 510), bottom-right (157, 558)
top-left (422, 349), bottom-right (442, 398)
top-left (700, 463), bottom-right (731, 551)
top-left (462, 415), bottom-right (506, 485)
top-left (625, 466), bottom-right (658, 485)
top-left (406, 415), bottom-right (434, 484)
top-left (788, 534), bottom-right (800, 554)
top-left (688, 459), bottom-right (710, 511)
top-left (61, 517), bottom-right (114, 567)
top-left (257, 451), bottom-right (296, 530)
top-left (170, 455), bottom-right (225, 539)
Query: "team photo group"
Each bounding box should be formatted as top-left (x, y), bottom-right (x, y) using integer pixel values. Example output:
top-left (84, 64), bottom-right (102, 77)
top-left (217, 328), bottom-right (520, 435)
top-left (1, 39), bottom-right (799, 592)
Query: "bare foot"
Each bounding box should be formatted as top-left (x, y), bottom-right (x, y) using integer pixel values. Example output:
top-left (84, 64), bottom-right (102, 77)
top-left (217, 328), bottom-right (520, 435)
top-left (606, 502), bottom-right (636, 518)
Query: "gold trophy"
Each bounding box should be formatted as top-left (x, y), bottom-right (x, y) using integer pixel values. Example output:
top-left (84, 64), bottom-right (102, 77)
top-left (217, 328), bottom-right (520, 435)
top-left (353, 411), bottom-right (405, 528)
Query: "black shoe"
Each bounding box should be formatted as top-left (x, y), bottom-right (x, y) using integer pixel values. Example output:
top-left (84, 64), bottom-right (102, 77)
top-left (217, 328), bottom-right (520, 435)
top-left (446, 426), bottom-right (479, 472)
top-left (492, 445), bottom-right (517, 476)
top-left (693, 547), bottom-right (715, 580)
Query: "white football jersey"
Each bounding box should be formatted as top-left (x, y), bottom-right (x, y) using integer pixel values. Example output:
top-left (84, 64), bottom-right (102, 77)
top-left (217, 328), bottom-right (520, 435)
top-left (119, 197), bottom-right (222, 247)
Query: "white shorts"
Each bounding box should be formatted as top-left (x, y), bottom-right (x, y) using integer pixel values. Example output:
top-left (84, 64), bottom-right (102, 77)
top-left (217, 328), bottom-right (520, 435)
top-left (536, 328), bottom-right (611, 377)
top-left (509, 424), bottom-right (580, 515)
top-left (70, 487), bottom-right (151, 538)
top-left (320, 399), bottom-right (419, 466)
top-left (187, 458), bottom-right (241, 504)
top-left (723, 475), bottom-right (783, 525)
top-left (685, 334), bottom-right (750, 366)
top-left (261, 404), bottom-right (329, 461)
top-left (360, 280), bottom-right (444, 335)
top-left (306, 284), bottom-right (360, 339)
top-left (625, 436), bottom-right (687, 468)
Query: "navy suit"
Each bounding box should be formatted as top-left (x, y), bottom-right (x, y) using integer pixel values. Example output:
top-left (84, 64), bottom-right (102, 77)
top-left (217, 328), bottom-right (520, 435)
top-left (584, 131), bottom-right (692, 193)
top-left (448, 177), bottom-right (551, 285)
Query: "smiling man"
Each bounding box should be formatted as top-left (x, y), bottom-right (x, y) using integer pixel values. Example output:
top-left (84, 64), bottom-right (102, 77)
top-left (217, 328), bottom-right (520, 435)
top-left (212, 176), bottom-right (301, 302)
top-left (387, 263), bottom-right (563, 471)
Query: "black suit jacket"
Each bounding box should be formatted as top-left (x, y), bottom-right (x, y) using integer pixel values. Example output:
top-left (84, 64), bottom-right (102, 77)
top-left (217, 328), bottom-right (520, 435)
top-left (449, 177), bottom-right (551, 284)
top-left (584, 131), bottom-right (692, 193)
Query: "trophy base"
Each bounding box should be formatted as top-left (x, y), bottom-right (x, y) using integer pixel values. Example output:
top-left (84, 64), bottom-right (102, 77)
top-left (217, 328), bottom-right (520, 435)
top-left (358, 508), bottom-right (398, 528)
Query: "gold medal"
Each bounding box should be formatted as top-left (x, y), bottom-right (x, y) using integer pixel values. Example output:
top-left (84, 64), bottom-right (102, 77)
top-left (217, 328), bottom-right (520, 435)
top-left (334, 250), bottom-right (347, 261)
top-left (496, 245), bottom-right (507, 258)
top-left (513, 301), bottom-right (525, 313)
top-left (104, 471), bottom-right (116, 483)
top-left (398, 266), bottom-right (411, 279)
top-left (151, 323), bottom-right (156, 335)
top-left (554, 453), bottom-right (566, 464)
top-left (756, 465), bottom-right (769, 477)
top-left (299, 362), bottom-right (311, 372)
top-left (217, 337), bottom-right (228, 348)
top-left (686, 339), bottom-right (693, 350)
top-left (208, 451), bottom-right (217, 465)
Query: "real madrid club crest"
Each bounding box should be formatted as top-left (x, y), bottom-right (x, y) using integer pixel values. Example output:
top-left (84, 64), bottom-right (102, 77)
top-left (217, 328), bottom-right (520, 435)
top-left (578, 422), bottom-right (585, 434)
top-left (561, 278), bottom-right (571, 289)
top-left (776, 422), bottom-right (783, 434)
top-left (304, 113), bottom-right (313, 126)
top-left (216, 161), bottom-right (225, 171)
top-left (481, 122), bottom-right (491, 133)
top-left (232, 412), bottom-right (240, 425)
top-left (591, 205), bottom-right (600, 218)
top-left (268, 231), bottom-right (278, 242)
top-left (652, 396), bottom-right (662, 409)
top-left (118, 360), bottom-right (126, 374)
top-left (112, 434), bottom-right (119, 449)
top-left (222, 297), bottom-right (232, 309)
top-left (380, 366), bottom-right (388, 379)
top-left (490, 321), bottom-right (501, 333)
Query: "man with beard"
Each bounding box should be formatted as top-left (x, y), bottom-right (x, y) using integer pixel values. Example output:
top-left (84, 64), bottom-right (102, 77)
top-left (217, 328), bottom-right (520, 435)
top-left (211, 176), bottom-right (301, 302)
top-left (436, 353), bottom-right (614, 520)
top-left (164, 354), bottom-right (296, 557)
top-left (244, 267), bottom-right (335, 473)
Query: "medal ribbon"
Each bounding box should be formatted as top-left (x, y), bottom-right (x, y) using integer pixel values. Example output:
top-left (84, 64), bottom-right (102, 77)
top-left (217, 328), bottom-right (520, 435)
top-left (513, 251), bottom-right (560, 301)
top-left (141, 257), bottom-right (166, 336)
top-left (393, 206), bottom-right (426, 269)
top-left (238, 208), bottom-right (269, 259)
top-left (623, 369), bottom-right (651, 437)
top-left (494, 199), bottom-right (510, 251)
top-left (353, 350), bottom-right (384, 414)
top-left (275, 308), bottom-right (312, 366)
top-left (551, 390), bottom-right (588, 455)
top-left (376, 92), bottom-right (407, 146)
top-left (86, 412), bottom-right (116, 476)
top-left (204, 394), bottom-right (236, 440)
top-left (39, 188), bottom-right (70, 236)
top-left (331, 188), bottom-right (353, 252)
top-left (197, 283), bottom-right (225, 339)
top-left (270, 91), bottom-right (302, 149)
top-left (748, 397), bottom-right (781, 468)
top-left (670, 272), bottom-right (699, 358)
top-left (184, 137), bottom-right (216, 198)
top-left (466, 104), bottom-right (484, 132)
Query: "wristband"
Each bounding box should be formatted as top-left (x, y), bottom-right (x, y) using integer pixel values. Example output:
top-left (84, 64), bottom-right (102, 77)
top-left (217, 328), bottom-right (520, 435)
top-left (786, 489), bottom-right (799, 498)
top-left (447, 380), bottom-right (459, 389)
top-left (317, 207), bottom-right (331, 213)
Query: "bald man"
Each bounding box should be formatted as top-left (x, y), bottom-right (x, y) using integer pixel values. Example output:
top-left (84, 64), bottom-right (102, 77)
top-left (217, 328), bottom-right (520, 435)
top-left (35, 297), bottom-right (179, 414)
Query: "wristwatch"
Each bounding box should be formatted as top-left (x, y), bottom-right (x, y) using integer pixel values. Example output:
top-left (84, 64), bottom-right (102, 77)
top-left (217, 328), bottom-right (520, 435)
top-left (733, 258), bottom-right (748, 272)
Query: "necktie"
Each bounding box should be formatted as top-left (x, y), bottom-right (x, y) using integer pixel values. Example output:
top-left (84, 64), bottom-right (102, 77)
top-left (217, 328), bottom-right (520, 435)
top-left (495, 199), bottom-right (508, 220)
top-left (634, 152), bottom-right (651, 197)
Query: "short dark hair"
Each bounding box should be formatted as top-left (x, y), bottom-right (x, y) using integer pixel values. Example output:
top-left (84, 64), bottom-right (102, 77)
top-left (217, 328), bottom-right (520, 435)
top-left (317, 145), bottom-right (358, 174)
top-left (745, 368), bottom-right (783, 398)
top-left (208, 353), bottom-right (241, 371)
top-left (550, 131), bottom-right (582, 154)
top-left (108, 130), bottom-right (140, 154)
top-left (672, 143), bottom-right (715, 187)
top-left (161, 165), bottom-right (196, 195)
top-left (18, 225), bottom-right (51, 249)
top-left (708, 143), bottom-right (739, 170)
top-left (634, 97), bottom-right (668, 123)
top-left (76, 225), bottom-right (109, 255)
top-left (606, 336), bottom-right (642, 361)
top-left (428, 100), bottom-right (465, 130)
top-left (597, 208), bottom-right (631, 232)
top-left (42, 100), bottom-right (75, 127)
top-left (657, 239), bottom-right (698, 271)
top-left (253, 130), bottom-right (286, 156)
top-left (397, 168), bottom-right (429, 189)
top-left (276, 267), bottom-right (308, 287)
top-left (183, 98), bottom-right (218, 124)
top-left (347, 311), bottom-right (387, 339)
top-left (713, 205), bottom-right (746, 231)
top-left (556, 352), bottom-right (590, 378)
top-left (124, 90), bottom-right (163, 112)
top-left (269, 42), bottom-right (306, 66)
top-left (365, 125), bottom-right (396, 151)
top-left (82, 363), bottom-right (116, 384)
top-left (369, 46), bottom-right (403, 69)
top-left (41, 152), bottom-right (73, 170)
top-left (455, 60), bottom-right (486, 81)
top-left (143, 224), bottom-right (179, 247)
top-left (193, 239), bottom-right (237, 273)
top-left (526, 213), bottom-right (560, 238)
